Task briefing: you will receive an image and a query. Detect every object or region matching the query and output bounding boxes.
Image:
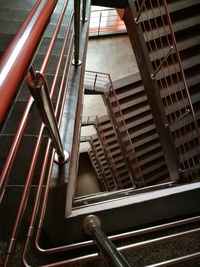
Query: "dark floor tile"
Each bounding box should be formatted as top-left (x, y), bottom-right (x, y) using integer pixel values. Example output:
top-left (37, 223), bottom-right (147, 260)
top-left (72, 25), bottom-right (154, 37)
top-left (0, 135), bottom-right (49, 185)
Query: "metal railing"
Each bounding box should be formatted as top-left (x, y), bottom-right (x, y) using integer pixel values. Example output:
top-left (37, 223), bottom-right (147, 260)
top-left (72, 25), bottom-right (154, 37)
top-left (81, 115), bottom-right (96, 125)
top-left (84, 70), bottom-right (111, 93)
top-left (107, 80), bottom-right (145, 187)
top-left (89, 137), bottom-right (116, 191)
top-left (84, 70), bottom-right (144, 187)
top-left (95, 116), bottom-right (124, 189)
top-left (1, 0), bottom-right (200, 266)
top-left (0, 0), bottom-right (81, 265)
top-left (134, 0), bottom-right (200, 182)
top-left (23, 213), bottom-right (200, 266)
top-left (89, 8), bottom-right (126, 36)
top-left (0, 0), bottom-right (58, 126)
top-left (88, 149), bottom-right (108, 191)
top-left (83, 215), bottom-right (131, 267)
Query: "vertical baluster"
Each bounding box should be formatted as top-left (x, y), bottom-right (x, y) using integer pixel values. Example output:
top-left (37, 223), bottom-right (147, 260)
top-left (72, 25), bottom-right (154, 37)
top-left (81, 0), bottom-right (88, 22)
top-left (26, 67), bottom-right (69, 164)
top-left (73, 0), bottom-right (82, 65)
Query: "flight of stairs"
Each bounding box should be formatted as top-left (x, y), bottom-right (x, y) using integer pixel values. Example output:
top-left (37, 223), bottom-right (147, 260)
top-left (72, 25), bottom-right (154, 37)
top-left (105, 73), bottom-right (171, 185)
top-left (1, 0), bottom-right (200, 266)
top-left (88, 72), bottom-right (171, 191)
top-left (127, 0), bottom-right (200, 182)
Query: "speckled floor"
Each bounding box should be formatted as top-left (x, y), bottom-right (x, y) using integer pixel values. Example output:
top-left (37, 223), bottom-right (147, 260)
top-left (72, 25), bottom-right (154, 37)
top-left (1, 221), bottom-right (200, 266)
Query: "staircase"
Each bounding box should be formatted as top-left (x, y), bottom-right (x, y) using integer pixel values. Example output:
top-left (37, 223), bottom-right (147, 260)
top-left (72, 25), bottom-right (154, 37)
top-left (124, 0), bottom-right (200, 183)
top-left (1, 0), bottom-right (200, 266)
top-left (106, 73), bottom-right (171, 185)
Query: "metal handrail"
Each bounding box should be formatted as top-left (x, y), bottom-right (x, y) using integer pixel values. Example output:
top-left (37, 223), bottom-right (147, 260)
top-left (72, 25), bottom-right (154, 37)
top-left (1, 0), bottom-right (75, 265)
top-left (96, 116), bottom-right (122, 189)
top-left (84, 70), bottom-right (144, 186)
top-left (28, 214), bottom-right (200, 265)
top-left (0, 0), bottom-right (58, 126)
top-left (0, 0), bottom-right (71, 202)
top-left (84, 70), bottom-right (111, 92)
top-left (89, 8), bottom-right (126, 36)
top-left (1, 1), bottom-right (200, 266)
top-left (88, 149), bottom-right (108, 191)
top-left (108, 78), bottom-right (145, 186)
top-left (83, 215), bottom-right (130, 267)
top-left (90, 137), bottom-right (115, 191)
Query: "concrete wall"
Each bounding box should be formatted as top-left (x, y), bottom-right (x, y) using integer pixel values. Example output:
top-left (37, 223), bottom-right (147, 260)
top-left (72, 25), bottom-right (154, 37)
top-left (76, 153), bottom-right (101, 197)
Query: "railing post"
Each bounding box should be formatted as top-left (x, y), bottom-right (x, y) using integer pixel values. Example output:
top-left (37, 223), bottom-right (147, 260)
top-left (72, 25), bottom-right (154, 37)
top-left (26, 68), bottom-right (69, 164)
top-left (81, 0), bottom-right (88, 22)
top-left (98, 12), bottom-right (102, 36)
top-left (73, 0), bottom-right (82, 65)
top-left (83, 215), bottom-right (130, 267)
top-left (93, 74), bottom-right (98, 91)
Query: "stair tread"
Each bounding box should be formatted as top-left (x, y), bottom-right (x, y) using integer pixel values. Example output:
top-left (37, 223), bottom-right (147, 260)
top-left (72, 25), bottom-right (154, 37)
top-left (139, 0), bottom-right (200, 22)
top-left (143, 13), bottom-right (200, 42)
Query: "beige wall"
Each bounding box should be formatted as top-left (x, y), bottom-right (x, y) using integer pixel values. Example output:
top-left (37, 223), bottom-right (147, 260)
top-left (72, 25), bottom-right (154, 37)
top-left (76, 153), bottom-right (101, 196)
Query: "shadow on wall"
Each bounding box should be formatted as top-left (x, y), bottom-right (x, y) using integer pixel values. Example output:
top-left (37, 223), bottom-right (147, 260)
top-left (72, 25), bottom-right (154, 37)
top-left (75, 153), bottom-right (101, 197)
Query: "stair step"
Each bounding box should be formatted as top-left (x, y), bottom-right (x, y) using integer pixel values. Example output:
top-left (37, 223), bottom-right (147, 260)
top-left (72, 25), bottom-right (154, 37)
top-left (124, 112), bottom-right (153, 131)
top-left (122, 102), bottom-right (150, 120)
top-left (138, 0), bottom-right (199, 22)
top-left (165, 90), bottom-right (200, 116)
top-left (1, 101), bottom-right (44, 136)
top-left (148, 26), bottom-right (200, 61)
top-left (160, 66), bottom-right (200, 98)
top-left (114, 93), bottom-right (147, 111)
top-left (151, 45), bottom-right (200, 80)
top-left (110, 84), bottom-right (144, 102)
top-left (136, 139), bottom-right (161, 157)
top-left (129, 125), bottom-right (156, 142)
top-left (144, 167), bottom-right (170, 185)
top-left (180, 144), bottom-right (200, 164)
top-left (143, 13), bottom-right (200, 42)
top-left (142, 158), bottom-right (166, 176)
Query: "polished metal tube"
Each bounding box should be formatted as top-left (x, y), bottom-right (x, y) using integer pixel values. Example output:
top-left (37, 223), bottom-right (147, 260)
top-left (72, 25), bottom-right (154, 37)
top-left (151, 46), bottom-right (174, 79)
top-left (26, 71), bottom-right (68, 163)
top-left (73, 0), bottom-right (81, 65)
top-left (81, 0), bottom-right (88, 22)
top-left (83, 215), bottom-right (130, 267)
top-left (134, 0), bottom-right (146, 23)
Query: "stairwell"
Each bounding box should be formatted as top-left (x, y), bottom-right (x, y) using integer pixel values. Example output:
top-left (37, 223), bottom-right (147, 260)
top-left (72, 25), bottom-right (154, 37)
top-left (1, 0), bottom-right (200, 266)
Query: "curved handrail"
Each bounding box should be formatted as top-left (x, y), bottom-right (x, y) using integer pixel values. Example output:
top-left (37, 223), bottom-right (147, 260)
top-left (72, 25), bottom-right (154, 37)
top-left (0, 0), bottom-right (58, 127)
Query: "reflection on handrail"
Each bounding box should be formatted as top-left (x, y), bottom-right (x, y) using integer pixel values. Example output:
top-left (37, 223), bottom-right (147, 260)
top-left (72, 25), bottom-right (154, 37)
top-left (0, 0), bottom-right (58, 126)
